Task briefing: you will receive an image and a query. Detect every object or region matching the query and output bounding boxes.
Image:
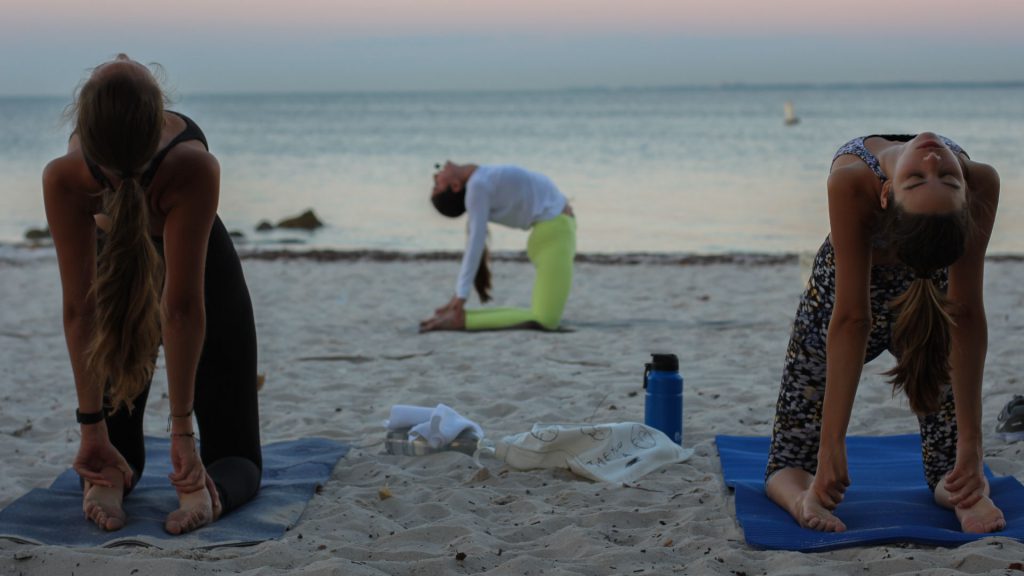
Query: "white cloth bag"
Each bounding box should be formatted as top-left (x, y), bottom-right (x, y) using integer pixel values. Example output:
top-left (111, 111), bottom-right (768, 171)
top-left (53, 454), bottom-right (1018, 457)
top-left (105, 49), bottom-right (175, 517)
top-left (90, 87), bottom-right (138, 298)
top-left (492, 422), bottom-right (693, 483)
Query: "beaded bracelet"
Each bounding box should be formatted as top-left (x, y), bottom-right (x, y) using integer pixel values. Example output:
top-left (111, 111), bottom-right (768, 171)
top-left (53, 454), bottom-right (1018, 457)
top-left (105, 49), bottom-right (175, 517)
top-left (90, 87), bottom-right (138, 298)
top-left (166, 408), bottom-right (195, 433)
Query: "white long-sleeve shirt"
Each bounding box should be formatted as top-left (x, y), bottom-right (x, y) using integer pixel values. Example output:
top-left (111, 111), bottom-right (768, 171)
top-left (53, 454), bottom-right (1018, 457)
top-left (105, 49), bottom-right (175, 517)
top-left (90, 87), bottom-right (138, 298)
top-left (455, 165), bottom-right (567, 300)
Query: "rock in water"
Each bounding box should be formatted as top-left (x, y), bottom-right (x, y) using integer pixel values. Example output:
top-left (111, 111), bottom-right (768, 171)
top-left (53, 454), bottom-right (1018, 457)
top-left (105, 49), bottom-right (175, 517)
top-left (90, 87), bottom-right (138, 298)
top-left (24, 227), bottom-right (51, 241)
top-left (276, 209), bottom-right (324, 230)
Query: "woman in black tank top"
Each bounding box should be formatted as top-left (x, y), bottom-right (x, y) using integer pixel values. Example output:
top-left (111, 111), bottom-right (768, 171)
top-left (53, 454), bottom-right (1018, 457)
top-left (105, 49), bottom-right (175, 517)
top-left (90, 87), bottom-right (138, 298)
top-left (42, 54), bottom-right (261, 535)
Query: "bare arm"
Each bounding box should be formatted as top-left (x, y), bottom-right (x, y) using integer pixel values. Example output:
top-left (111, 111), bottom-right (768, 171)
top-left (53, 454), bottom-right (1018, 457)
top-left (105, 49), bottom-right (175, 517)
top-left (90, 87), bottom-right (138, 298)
top-left (160, 152), bottom-right (220, 430)
top-left (944, 161), bottom-right (999, 505)
top-left (43, 155), bottom-right (133, 486)
top-left (814, 167), bottom-right (876, 507)
top-left (822, 170), bottom-right (875, 441)
top-left (43, 159), bottom-right (101, 415)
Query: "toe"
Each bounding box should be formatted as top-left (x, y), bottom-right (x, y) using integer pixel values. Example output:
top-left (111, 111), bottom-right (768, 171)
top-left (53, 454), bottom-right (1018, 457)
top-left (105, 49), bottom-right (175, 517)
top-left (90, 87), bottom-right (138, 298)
top-left (105, 515), bottom-right (124, 531)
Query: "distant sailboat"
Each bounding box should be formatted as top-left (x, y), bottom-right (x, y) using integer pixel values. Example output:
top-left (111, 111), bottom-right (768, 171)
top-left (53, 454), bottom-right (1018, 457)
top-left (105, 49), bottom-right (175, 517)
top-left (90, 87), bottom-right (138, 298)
top-left (784, 100), bottom-right (800, 126)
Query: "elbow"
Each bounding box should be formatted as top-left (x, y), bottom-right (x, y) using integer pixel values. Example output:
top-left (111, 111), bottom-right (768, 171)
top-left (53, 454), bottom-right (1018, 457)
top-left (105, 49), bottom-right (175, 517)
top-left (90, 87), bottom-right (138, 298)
top-left (829, 311), bottom-right (872, 335)
top-left (161, 298), bottom-right (204, 331)
top-left (950, 303), bottom-right (987, 336)
top-left (62, 300), bottom-right (93, 327)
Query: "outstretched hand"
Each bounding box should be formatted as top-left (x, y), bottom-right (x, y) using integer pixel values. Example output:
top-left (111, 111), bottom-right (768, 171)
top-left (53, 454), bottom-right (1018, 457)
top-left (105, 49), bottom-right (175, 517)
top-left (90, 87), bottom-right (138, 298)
top-left (74, 433), bottom-right (133, 489)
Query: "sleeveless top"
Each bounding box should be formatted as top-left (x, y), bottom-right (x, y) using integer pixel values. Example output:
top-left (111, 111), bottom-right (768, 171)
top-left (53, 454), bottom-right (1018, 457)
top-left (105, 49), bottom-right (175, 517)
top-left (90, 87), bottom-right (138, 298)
top-left (831, 134), bottom-right (968, 183)
top-left (83, 111), bottom-right (209, 217)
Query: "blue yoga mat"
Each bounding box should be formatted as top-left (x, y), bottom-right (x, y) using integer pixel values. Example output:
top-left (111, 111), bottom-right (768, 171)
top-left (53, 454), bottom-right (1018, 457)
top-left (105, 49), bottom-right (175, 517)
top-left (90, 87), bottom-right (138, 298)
top-left (716, 434), bottom-right (1024, 551)
top-left (0, 437), bottom-right (348, 549)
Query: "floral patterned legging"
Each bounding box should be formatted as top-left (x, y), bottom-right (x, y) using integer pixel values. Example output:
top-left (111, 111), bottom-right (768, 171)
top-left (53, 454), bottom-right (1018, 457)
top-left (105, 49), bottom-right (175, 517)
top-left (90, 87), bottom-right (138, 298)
top-left (765, 236), bottom-right (956, 491)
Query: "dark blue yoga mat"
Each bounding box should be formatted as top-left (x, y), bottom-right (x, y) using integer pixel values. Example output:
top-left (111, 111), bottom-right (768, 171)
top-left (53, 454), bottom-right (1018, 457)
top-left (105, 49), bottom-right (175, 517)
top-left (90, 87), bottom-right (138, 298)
top-left (0, 437), bottom-right (348, 549)
top-left (716, 434), bottom-right (1024, 551)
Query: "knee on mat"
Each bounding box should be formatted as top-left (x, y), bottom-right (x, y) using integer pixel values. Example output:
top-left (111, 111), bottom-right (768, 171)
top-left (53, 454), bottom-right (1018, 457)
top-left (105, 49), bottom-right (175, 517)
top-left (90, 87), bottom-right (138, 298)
top-left (207, 456), bottom-right (262, 512)
top-left (535, 313), bottom-right (562, 331)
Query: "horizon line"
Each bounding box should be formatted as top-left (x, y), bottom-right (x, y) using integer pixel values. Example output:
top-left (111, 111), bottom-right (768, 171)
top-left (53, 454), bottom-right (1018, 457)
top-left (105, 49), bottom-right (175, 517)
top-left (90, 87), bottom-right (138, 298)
top-left (3, 79), bottom-right (1024, 100)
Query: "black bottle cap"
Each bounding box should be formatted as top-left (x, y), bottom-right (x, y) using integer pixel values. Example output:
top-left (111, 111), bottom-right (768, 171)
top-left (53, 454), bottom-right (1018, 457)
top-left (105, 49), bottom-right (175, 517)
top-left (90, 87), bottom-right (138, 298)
top-left (650, 353), bottom-right (678, 372)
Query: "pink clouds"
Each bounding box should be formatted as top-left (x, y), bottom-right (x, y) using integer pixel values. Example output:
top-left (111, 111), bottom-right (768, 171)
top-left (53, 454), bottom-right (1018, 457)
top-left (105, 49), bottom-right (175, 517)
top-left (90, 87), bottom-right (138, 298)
top-left (4, 0), bottom-right (1022, 39)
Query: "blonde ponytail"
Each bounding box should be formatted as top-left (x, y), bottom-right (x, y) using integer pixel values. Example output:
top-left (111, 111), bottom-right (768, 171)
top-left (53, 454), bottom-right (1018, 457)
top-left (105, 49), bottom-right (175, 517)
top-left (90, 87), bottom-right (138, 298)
top-left (74, 57), bottom-right (165, 413)
top-left (86, 176), bottom-right (163, 413)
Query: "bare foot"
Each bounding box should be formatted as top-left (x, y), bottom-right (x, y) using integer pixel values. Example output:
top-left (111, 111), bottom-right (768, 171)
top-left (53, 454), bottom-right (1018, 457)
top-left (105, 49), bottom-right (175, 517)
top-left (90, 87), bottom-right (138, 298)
top-left (164, 487), bottom-right (214, 535)
top-left (954, 494), bottom-right (1003, 532)
top-left (934, 474), bottom-right (1006, 533)
top-left (418, 307), bottom-right (466, 332)
top-left (794, 489), bottom-right (847, 532)
top-left (82, 467), bottom-right (126, 531)
top-left (766, 467), bottom-right (847, 532)
top-left (954, 494), bottom-right (1006, 533)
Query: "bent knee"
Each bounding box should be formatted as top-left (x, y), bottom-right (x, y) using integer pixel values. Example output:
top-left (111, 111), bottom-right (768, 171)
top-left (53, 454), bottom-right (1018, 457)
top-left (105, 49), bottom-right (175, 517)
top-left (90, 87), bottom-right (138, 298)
top-left (535, 314), bottom-right (563, 331)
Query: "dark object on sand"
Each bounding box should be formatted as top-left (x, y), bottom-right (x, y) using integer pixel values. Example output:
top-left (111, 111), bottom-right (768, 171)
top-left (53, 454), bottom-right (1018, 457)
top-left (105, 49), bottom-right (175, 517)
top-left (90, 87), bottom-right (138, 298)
top-left (276, 209), bottom-right (324, 230)
top-left (255, 220), bottom-right (274, 232)
top-left (24, 227), bottom-right (51, 241)
top-left (997, 395), bottom-right (1024, 441)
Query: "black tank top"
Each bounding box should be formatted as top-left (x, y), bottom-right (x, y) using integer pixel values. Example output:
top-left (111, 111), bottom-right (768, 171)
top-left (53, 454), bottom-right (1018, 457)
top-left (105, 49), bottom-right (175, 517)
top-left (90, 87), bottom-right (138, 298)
top-left (83, 111), bottom-right (209, 214)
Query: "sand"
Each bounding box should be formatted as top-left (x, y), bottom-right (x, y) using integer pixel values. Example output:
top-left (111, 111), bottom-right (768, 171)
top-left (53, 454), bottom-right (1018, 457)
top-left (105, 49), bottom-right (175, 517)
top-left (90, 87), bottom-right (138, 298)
top-left (1, 250), bottom-right (1022, 575)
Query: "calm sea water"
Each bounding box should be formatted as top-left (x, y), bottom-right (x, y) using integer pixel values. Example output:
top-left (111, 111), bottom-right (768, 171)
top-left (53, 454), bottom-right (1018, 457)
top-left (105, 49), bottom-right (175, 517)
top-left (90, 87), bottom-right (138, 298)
top-left (2, 85), bottom-right (1022, 254)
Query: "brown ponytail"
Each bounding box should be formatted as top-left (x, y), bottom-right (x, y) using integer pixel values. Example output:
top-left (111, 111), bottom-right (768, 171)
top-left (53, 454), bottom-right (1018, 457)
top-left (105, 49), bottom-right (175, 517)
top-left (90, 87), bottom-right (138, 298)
top-left (878, 191), bottom-right (971, 414)
top-left (474, 245), bottom-right (492, 303)
top-left (885, 277), bottom-right (956, 414)
top-left (75, 57), bottom-right (165, 413)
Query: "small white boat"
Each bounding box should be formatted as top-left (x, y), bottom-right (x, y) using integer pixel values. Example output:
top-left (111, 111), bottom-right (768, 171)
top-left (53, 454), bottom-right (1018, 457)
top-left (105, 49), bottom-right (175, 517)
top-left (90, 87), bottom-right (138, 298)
top-left (784, 100), bottom-right (800, 126)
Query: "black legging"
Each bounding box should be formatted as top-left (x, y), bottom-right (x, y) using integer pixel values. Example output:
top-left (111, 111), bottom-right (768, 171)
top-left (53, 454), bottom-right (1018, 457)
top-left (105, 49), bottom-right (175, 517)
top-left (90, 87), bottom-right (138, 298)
top-left (102, 216), bottom-right (262, 514)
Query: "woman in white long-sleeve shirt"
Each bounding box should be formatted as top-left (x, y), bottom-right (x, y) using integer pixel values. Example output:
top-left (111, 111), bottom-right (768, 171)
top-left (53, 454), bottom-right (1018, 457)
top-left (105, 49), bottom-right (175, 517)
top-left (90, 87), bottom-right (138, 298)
top-left (420, 161), bottom-right (576, 332)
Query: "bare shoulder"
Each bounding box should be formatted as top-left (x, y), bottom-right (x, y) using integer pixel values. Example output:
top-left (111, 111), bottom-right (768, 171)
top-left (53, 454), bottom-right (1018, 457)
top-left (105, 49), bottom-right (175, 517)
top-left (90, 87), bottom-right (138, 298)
top-left (964, 158), bottom-right (999, 205)
top-left (163, 144), bottom-right (220, 185)
top-left (42, 152), bottom-right (98, 208)
top-left (154, 144), bottom-right (220, 212)
top-left (42, 153), bottom-right (80, 188)
top-left (962, 159), bottom-right (999, 248)
top-left (827, 163), bottom-right (878, 222)
top-left (827, 161), bottom-right (876, 190)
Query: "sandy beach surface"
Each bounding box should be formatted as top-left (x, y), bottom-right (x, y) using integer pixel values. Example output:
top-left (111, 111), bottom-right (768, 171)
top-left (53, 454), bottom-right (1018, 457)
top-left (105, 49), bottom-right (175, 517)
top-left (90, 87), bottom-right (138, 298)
top-left (1, 249), bottom-right (1022, 575)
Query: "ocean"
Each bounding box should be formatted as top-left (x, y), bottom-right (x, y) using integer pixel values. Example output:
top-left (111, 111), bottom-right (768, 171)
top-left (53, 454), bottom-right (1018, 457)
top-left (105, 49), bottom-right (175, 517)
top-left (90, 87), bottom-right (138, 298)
top-left (2, 84), bottom-right (1022, 254)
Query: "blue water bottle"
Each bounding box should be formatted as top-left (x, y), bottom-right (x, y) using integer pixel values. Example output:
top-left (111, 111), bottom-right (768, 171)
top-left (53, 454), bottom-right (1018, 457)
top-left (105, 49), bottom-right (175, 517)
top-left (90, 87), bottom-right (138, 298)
top-left (644, 353), bottom-right (683, 445)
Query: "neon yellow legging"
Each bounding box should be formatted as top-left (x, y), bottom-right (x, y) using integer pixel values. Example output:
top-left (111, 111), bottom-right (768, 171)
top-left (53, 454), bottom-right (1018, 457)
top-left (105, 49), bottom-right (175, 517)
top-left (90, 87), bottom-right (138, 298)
top-left (465, 214), bottom-right (576, 331)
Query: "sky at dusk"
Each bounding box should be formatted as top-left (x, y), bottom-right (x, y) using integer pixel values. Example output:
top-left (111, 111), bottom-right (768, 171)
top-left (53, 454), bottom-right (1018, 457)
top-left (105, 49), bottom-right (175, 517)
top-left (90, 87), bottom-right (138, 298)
top-left (2, 0), bottom-right (1022, 95)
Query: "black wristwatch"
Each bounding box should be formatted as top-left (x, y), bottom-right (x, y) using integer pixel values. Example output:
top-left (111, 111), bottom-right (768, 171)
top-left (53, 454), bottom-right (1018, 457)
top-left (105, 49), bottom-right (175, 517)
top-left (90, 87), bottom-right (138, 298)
top-left (75, 409), bottom-right (105, 425)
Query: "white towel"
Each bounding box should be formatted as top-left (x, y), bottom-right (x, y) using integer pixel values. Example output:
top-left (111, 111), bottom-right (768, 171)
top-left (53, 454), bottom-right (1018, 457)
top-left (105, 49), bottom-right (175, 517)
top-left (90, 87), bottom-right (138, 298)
top-left (386, 404), bottom-right (484, 449)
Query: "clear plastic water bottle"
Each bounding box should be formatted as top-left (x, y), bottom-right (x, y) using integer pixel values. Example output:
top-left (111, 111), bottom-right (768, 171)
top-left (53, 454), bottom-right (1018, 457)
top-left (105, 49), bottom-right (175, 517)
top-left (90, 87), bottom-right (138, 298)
top-left (644, 353), bottom-right (683, 445)
top-left (384, 427), bottom-right (481, 456)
